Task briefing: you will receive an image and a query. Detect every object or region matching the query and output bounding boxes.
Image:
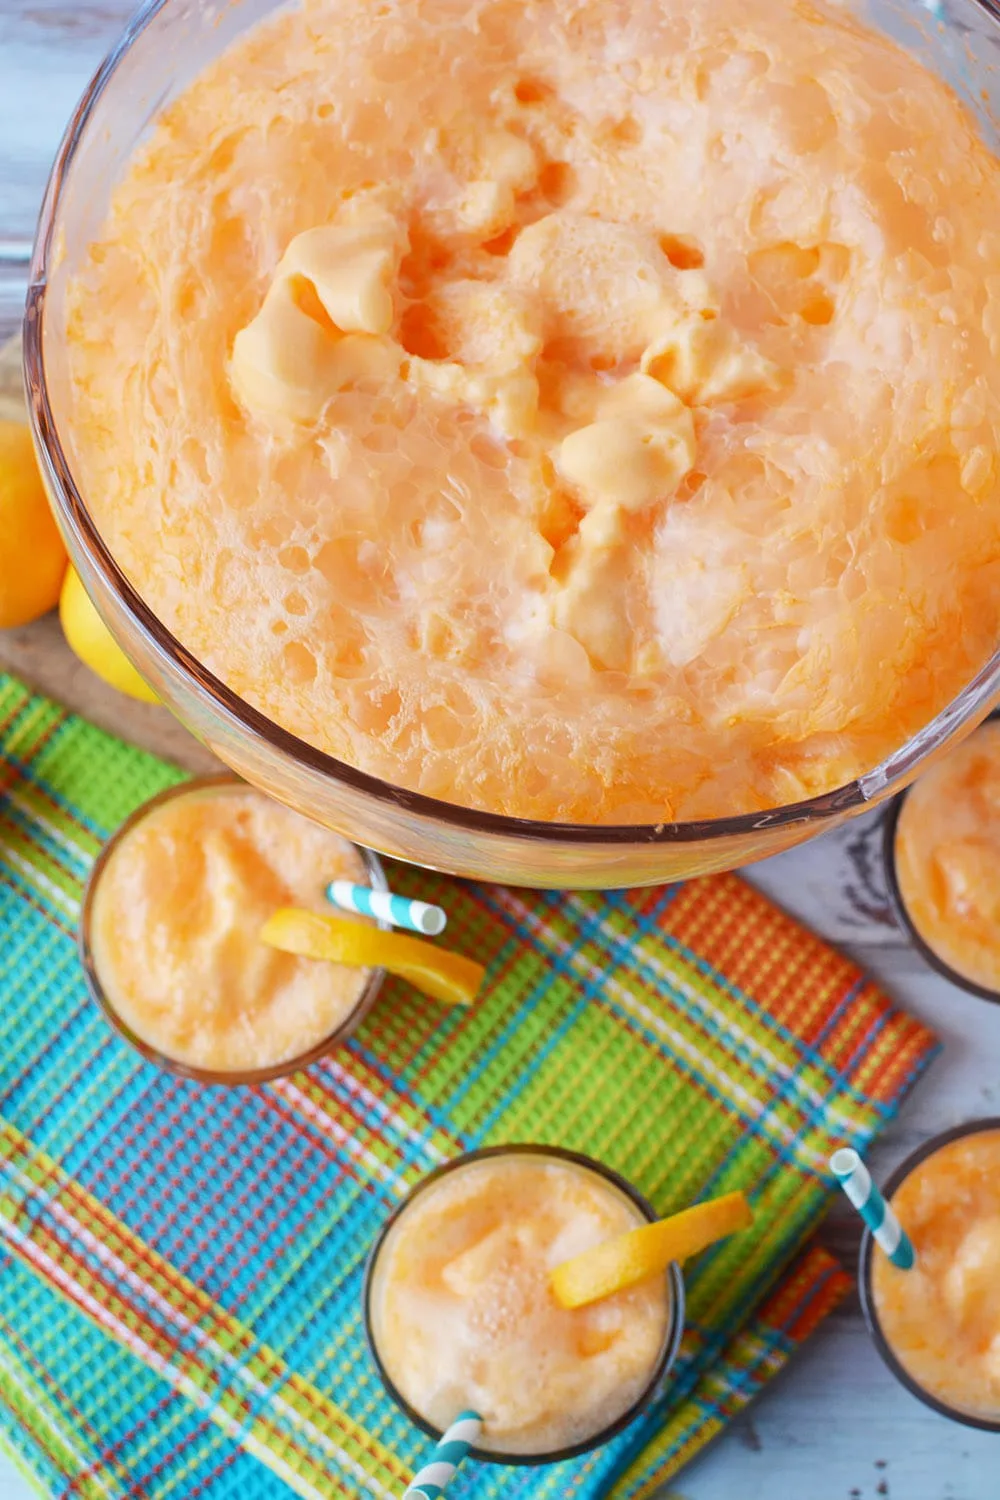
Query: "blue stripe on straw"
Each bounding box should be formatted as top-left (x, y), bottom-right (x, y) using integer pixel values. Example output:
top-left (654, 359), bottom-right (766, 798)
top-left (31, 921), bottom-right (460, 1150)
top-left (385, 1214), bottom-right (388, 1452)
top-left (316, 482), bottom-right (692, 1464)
top-left (326, 881), bottom-right (447, 936)
top-left (387, 893), bottom-right (423, 928)
top-left (404, 1411), bottom-right (482, 1499)
top-left (348, 885), bottom-right (377, 919)
top-left (830, 1148), bottom-right (915, 1269)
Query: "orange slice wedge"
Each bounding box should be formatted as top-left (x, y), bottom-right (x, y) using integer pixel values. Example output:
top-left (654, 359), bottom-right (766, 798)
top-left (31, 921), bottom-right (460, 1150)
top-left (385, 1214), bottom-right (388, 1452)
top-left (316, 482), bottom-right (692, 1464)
top-left (551, 1190), bottom-right (753, 1309)
top-left (260, 907), bottom-right (485, 1007)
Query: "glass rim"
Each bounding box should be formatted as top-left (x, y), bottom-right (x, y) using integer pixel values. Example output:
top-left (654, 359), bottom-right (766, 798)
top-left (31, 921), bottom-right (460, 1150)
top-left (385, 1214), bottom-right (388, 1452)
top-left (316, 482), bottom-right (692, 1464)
top-left (23, 0), bottom-right (1000, 850)
top-left (78, 773), bottom-right (389, 1086)
top-left (362, 1142), bottom-right (686, 1466)
top-left (857, 1116), bottom-right (1000, 1433)
top-left (882, 711), bottom-right (1000, 1004)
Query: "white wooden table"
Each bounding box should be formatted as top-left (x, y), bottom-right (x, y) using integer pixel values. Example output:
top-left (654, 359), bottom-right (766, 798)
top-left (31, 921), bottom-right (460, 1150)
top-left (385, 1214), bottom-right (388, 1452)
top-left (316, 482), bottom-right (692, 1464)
top-left (1, 2), bottom-right (998, 1496)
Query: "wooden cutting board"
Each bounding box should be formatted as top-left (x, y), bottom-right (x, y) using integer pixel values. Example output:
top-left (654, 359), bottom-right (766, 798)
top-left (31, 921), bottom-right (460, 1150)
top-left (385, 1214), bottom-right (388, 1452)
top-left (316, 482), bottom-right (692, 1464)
top-left (0, 332), bottom-right (217, 774)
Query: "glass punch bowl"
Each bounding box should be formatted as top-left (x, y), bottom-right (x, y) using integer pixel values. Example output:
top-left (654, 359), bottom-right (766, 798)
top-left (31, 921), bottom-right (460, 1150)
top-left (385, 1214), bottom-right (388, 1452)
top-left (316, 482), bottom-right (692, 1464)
top-left (23, 0), bottom-right (1000, 887)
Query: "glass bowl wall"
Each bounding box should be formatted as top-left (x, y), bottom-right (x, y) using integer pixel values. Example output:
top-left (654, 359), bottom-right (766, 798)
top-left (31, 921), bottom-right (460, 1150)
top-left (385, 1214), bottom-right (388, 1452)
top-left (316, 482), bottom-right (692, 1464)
top-left (23, 0), bottom-right (1000, 888)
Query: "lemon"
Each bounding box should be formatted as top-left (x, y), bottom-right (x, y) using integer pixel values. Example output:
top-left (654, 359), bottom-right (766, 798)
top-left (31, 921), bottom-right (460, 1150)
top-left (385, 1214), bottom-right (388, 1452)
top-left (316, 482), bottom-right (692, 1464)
top-left (60, 565), bottom-right (158, 703)
top-left (261, 907), bottom-right (485, 1007)
top-left (551, 1189), bottom-right (753, 1308)
top-left (0, 420), bottom-right (68, 628)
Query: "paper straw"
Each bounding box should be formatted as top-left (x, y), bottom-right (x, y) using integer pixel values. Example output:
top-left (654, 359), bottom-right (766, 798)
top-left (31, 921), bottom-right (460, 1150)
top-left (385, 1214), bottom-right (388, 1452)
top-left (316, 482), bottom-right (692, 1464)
top-left (326, 881), bottom-right (447, 937)
top-left (829, 1147), bottom-right (915, 1270)
top-left (403, 1410), bottom-right (482, 1499)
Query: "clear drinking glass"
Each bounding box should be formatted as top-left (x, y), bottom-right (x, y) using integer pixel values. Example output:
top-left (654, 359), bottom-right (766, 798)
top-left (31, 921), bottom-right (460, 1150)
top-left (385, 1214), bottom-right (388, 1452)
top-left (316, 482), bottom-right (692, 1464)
top-left (23, 0), bottom-right (1000, 887)
top-left (79, 774), bottom-right (388, 1085)
top-left (882, 806), bottom-right (1000, 1006)
top-left (857, 1118), bottom-right (1000, 1432)
top-left (363, 1144), bottom-right (686, 1464)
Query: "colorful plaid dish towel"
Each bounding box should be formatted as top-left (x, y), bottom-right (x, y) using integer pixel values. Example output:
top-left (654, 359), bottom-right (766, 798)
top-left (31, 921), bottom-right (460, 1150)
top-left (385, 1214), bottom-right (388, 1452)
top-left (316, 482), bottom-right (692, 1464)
top-left (0, 672), bottom-right (937, 1500)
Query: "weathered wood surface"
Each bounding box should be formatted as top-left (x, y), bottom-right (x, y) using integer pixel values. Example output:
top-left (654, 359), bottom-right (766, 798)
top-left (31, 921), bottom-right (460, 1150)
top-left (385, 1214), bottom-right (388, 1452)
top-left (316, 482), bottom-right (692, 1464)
top-left (1, 5), bottom-right (999, 1496)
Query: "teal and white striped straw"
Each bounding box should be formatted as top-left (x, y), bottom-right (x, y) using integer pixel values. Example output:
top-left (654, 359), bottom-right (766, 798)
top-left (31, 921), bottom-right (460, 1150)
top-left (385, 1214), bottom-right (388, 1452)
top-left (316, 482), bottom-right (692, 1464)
top-left (326, 881), bottom-right (447, 937)
top-left (830, 1147), bottom-right (915, 1270)
top-left (403, 1410), bottom-right (482, 1499)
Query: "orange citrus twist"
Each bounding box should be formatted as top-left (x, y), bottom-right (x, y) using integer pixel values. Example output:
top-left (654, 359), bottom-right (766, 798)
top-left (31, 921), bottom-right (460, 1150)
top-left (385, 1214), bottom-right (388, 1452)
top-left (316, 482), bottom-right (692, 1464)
top-left (551, 1189), bottom-right (753, 1309)
top-left (260, 907), bottom-right (485, 1007)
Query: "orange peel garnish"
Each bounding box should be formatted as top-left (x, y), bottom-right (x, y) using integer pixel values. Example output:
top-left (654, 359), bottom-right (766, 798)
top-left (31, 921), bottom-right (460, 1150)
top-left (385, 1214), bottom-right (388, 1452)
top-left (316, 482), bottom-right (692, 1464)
top-left (260, 907), bottom-right (485, 1007)
top-left (550, 1189), bottom-right (753, 1309)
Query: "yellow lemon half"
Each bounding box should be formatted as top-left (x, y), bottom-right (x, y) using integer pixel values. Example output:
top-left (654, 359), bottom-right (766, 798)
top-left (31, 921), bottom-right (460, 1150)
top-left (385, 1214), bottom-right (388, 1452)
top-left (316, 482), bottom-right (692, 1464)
top-left (60, 566), bottom-right (158, 703)
top-left (0, 420), bottom-right (68, 628)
